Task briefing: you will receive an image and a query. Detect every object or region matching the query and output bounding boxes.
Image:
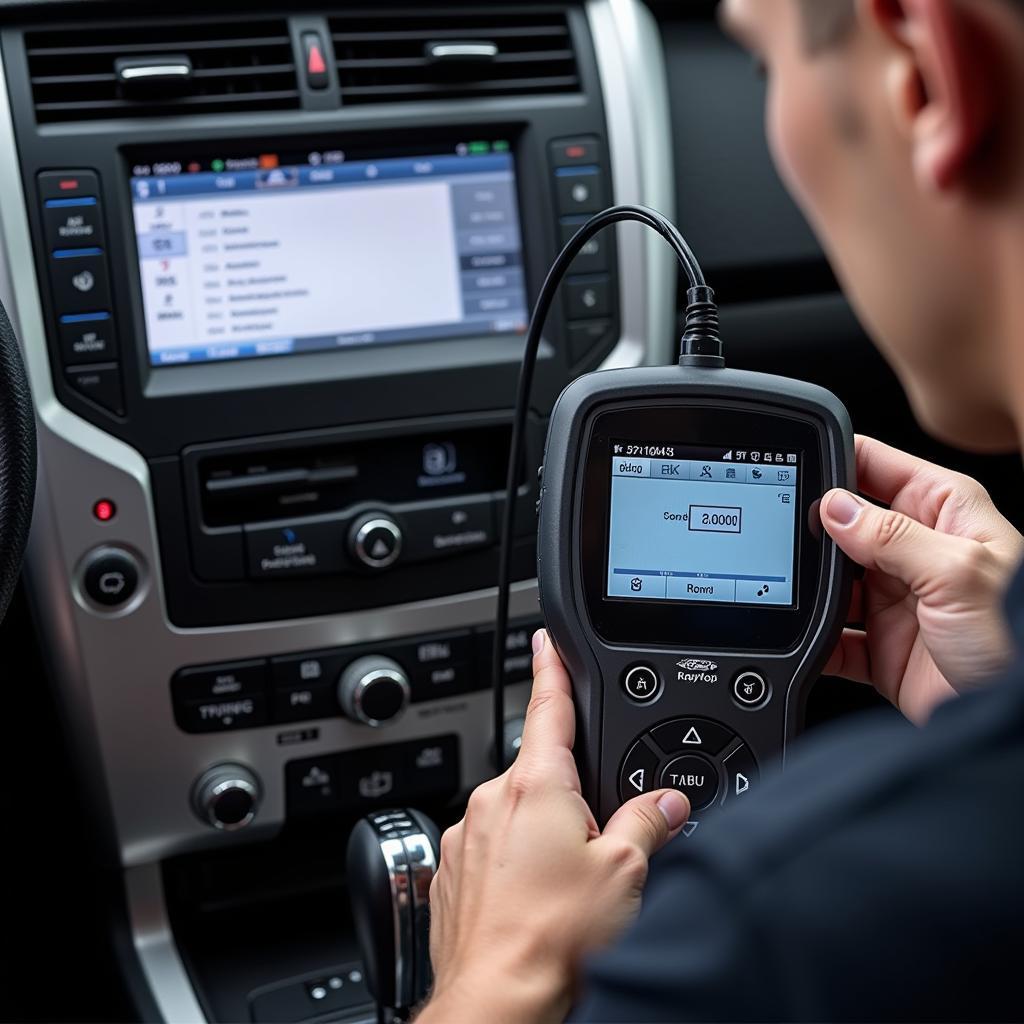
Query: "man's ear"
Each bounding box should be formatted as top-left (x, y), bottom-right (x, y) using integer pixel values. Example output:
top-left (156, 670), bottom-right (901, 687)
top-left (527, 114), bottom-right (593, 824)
top-left (861, 0), bottom-right (1001, 191)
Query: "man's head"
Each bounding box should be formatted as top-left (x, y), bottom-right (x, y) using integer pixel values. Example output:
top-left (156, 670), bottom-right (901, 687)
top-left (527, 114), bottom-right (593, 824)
top-left (721, 0), bottom-right (1024, 451)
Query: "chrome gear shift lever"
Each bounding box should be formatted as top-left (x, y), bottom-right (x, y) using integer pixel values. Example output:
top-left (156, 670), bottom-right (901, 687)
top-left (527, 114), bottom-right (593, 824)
top-left (346, 808), bottom-right (441, 1021)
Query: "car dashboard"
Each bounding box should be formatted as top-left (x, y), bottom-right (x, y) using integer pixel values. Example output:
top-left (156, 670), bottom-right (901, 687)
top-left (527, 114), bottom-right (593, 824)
top-left (1, 2), bottom-right (1018, 1021)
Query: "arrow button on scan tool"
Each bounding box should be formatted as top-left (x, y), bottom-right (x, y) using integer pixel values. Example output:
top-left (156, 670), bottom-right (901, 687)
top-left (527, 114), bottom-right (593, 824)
top-left (650, 717), bottom-right (735, 756)
top-left (619, 739), bottom-right (660, 800)
top-left (722, 744), bottom-right (759, 801)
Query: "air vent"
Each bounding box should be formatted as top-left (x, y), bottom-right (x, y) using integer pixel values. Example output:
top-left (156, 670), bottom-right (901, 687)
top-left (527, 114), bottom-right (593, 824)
top-left (330, 9), bottom-right (579, 105)
top-left (26, 19), bottom-right (299, 123)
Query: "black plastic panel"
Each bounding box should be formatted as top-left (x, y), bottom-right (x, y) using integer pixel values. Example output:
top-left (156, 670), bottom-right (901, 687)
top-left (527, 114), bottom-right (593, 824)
top-left (1, 6), bottom-right (619, 458)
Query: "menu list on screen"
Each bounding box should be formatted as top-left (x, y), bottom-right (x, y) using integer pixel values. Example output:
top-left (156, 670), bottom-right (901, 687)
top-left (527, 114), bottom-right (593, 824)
top-left (129, 144), bottom-right (529, 367)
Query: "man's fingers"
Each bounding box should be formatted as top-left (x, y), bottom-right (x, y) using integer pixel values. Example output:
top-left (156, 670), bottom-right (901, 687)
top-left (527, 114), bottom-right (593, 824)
top-left (602, 789), bottom-right (689, 859)
top-left (854, 434), bottom-right (938, 506)
top-left (820, 488), bottom-right (966, 593)
top-left (518, 629), bottom-right (577, 758)
top-left (822, 628), bottom-right (872, 684)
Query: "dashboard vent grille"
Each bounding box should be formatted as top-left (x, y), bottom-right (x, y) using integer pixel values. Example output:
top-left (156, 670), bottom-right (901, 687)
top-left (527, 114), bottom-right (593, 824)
top-left (330, 9), bottom-right (579, 104)
top-left (25, 20), bottom-right (299, 123)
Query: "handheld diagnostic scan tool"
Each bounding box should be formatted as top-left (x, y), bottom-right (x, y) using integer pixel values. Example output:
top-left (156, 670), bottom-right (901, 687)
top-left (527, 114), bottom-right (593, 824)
top-left (494, 206), bottom-right (855, 827)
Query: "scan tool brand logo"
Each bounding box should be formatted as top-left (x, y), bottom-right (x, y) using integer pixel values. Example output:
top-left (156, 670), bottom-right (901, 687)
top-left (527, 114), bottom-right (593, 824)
top-left (677, 658), bottom-right (719, 684)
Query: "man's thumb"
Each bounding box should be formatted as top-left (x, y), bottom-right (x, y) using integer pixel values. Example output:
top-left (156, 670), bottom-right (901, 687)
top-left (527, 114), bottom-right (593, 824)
top-left (602, 789), bottom-right (689, 859)
top-left (820, 488), bottom-right (947, 589)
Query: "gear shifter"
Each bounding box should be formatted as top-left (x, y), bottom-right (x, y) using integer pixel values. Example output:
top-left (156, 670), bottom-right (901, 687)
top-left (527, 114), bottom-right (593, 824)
top-left (347, 809), bottom-right (441, 1021)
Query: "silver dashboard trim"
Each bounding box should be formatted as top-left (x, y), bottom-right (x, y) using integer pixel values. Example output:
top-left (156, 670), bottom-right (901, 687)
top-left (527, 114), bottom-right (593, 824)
top-left (589, 0), bottom-right (677, 369)
top-left (125, 863), bottom-right (207, 1023)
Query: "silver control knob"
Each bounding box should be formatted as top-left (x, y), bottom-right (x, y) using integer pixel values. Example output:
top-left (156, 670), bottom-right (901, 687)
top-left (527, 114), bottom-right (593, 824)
top-left (338, 656), bottom-right (411, 727)
top-left (192, 763), bottom-right (261, 831)
top-left (349, 513), bottom-right (402, 569)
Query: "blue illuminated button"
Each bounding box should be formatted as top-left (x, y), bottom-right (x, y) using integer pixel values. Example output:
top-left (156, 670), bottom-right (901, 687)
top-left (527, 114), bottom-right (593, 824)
top-left (666, 577), bottom-right (736, 602)
top-left (609, 572), bottom-right (666, 598)
top-left (610, 457), bottom-right (650, 478)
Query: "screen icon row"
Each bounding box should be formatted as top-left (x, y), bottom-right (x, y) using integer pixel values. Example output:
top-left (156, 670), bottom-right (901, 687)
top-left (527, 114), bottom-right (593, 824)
top-left (723, 450), bottom-right (797, 465)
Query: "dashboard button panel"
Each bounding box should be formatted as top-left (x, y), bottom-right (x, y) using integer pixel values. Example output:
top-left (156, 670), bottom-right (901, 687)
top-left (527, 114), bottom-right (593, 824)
top-left (565, 274), bottom-right (611, 319)
top-left (43, 195), bottom-right (105, 249)
top-left (38, 169), bottom-right (124, 416)
top-left (65, 363), bottom-right (123, 414)
top-left (285, 734), bottom-right (461, 815)
top-left (178, 694), bottom-right (269, 733)
top-left (555, 166), bottom-right (606, 215)
top-left (559, 216), bottom-right (610, 274)
top-left (173, 659), bottom-right (268, 702)
top-left (49, 248), bottom-right (111, 315)
top-left (58, 313), bottom-right (118, 364)
top-left (170, 620), bottom-right (542, 734)
top-left (245, 518), bottom-right (347, 578)
top-left (549, 136), bottom-right (600, 169)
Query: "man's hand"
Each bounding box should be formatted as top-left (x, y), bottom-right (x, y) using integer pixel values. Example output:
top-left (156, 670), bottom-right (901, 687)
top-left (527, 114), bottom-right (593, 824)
top-left (821, 436), bottom-right (1023, 724)
top-left (419, 631), bottom-right (690, 1024)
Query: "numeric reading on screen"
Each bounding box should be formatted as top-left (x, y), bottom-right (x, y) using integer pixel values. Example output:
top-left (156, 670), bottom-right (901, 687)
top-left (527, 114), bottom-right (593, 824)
top-left (606, 442), bottom-right (800, 607)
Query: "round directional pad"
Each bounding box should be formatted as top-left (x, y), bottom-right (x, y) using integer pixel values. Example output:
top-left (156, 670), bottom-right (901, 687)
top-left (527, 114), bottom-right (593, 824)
top-left (617, 717), bottom-right (759, 813)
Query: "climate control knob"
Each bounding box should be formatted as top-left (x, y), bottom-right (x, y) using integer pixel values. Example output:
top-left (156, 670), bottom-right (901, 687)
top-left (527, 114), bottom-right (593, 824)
top-left (349, 513), bottom-right (402, 569)
top-left (192, 763), bottom-right (261, 831)
top-left (338, 656), bottom-right (411, 726)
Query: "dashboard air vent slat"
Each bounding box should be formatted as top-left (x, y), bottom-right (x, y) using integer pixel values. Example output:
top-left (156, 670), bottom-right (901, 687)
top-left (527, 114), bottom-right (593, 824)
top-left (330, 9), bottom-right (579, 105)
top-left (26, 20), bottom-right (299, 124)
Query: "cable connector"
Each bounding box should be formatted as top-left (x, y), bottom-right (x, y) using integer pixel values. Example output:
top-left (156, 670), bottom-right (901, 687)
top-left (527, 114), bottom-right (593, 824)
top-left (680, 284), bottom-right (724, 368)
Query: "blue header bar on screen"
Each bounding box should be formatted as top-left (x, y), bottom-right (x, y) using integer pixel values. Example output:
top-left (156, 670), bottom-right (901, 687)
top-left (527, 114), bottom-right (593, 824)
top-left (131, 153), bottom-right (514, 201)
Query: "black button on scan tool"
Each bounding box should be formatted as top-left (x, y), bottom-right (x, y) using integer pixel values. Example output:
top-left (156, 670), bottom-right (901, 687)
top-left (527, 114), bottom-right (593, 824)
top-left (650, 717), bottom-right (734, 757)
top-left (619, 739), bottom-right (659, 799)
top-left (660, 754), bottom-right (720, 811)
top-left (622, 664), bottom-right (660, 702)
top-left (733, 670), bottom-right (769, 708)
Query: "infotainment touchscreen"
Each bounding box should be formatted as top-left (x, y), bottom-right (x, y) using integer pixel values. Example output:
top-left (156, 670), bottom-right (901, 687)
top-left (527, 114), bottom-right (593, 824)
top-left (128, 141), bottom-right (529, 366)
top-left (606, 441), bottom-right (800, 607)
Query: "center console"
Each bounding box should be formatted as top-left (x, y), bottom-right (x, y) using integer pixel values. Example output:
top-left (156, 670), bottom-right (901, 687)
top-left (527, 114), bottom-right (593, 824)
top-left (0, 2), bottom-right (675, 1020)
